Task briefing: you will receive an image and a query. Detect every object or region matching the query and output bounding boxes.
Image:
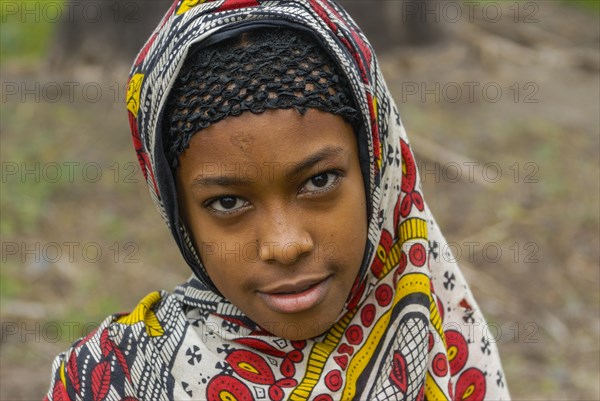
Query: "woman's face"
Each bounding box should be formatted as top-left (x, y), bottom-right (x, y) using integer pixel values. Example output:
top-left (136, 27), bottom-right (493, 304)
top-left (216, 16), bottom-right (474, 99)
top-left (177, 109), bottom-right (367, 340)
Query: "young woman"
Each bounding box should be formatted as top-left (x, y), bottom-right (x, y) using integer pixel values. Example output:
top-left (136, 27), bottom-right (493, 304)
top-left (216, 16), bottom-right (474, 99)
top-left (45, 1), bottom-right (510, 400)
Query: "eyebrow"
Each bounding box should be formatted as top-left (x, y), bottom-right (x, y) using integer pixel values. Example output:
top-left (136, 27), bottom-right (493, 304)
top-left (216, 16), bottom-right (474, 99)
top-left (191, 145), bottom-right (345, 188)
top-left (285, 146), bottom-right (344, 179)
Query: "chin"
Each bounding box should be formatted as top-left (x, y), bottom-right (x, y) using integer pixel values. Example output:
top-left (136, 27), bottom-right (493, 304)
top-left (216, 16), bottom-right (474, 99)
top-left (257, 313), bottom-right (340, 340)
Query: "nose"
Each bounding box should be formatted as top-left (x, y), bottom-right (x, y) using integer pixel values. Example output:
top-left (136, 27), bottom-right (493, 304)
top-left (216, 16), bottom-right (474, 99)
top-left (258, 208), bottom-right (314, 265)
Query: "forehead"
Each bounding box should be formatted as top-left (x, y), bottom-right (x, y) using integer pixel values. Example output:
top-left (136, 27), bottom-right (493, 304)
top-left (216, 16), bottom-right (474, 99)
top-left (176, 109), bottom-right (358, 178)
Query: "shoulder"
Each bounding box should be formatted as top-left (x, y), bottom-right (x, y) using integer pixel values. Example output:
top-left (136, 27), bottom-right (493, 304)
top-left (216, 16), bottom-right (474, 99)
top-left (45, 291), bottom-right (187, 401)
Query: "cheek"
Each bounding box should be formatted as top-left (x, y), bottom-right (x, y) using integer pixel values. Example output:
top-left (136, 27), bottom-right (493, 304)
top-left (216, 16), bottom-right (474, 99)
top-left (332, 181), bottom-right (368, 272)
top-left (182, 215), bottom-right (231, 282)
top-left (199, 247), bottom-right (247, 298)
top-left (191, 226), bottom-right (259, 293)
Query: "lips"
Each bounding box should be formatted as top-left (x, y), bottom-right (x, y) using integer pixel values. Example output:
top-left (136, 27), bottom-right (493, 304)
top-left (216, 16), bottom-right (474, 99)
top-left (258, 276), bottom-right (331, 314)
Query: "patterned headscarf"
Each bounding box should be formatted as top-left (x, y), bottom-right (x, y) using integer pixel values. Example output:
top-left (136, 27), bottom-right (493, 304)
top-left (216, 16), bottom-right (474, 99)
top-left (46, 1), bottom-right (510, 400)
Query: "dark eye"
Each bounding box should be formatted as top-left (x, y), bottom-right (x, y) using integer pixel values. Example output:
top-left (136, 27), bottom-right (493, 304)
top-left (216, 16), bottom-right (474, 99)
top-left (218, 197), bottom-right (237, 209)
top-left (310, 173), bottom-right (329, 188)
top-left (207, 196), bottom-right (248, 213)
top-left (301, 171), bottom-right (342, 194)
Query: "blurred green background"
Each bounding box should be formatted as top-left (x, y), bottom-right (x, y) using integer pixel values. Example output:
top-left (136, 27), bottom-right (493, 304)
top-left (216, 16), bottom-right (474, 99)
top-left (1, 0), bottom-right (599, 399)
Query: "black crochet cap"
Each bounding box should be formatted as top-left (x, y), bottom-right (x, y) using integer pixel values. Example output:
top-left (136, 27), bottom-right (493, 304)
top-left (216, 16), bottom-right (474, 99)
top-left (164, 28), bottom-right (359, 168)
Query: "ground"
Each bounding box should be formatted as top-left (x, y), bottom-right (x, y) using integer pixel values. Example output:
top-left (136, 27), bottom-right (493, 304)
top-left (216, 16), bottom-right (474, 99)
top-left (1, 1), bottom-right (598, 399)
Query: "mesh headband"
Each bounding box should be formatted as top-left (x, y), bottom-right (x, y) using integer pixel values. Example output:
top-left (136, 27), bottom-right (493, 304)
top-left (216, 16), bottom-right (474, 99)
top-left (164, 28), bottom-right (359, 168)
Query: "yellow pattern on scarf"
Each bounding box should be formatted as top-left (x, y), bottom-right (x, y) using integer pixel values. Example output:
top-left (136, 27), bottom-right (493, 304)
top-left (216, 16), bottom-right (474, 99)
top-left (374, 217), bottom-right (428, 280)
top-left (288, 310), bottom-right (356, 401)
top-left (429, 292), bottom-right (445, 346)
top-left (60, 360), bottom-right (66, 387)
top-left (425, 371), bottom-right (449, 401)
top-left (341, 272), bottom-right (430, 400)
top-left (126, 73), bottom-right (144, 116)
top-left (115, 291), bottom-right (165, 337)
top-left (177, 0), bottom-right (208, 14)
